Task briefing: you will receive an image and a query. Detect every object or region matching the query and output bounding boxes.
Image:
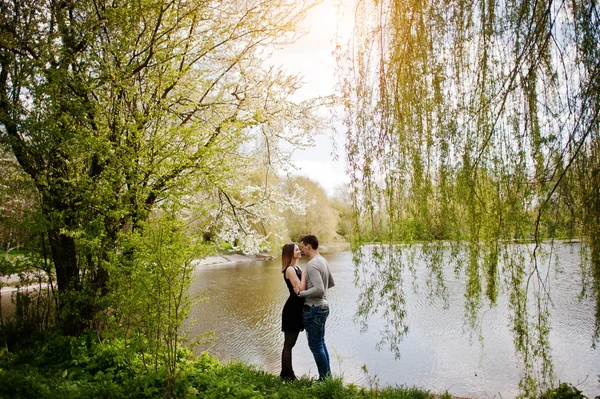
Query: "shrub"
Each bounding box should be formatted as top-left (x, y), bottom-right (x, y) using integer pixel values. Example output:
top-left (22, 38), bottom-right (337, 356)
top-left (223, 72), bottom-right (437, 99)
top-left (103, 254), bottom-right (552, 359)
top-left (539, 382), bottom-right (587, 399)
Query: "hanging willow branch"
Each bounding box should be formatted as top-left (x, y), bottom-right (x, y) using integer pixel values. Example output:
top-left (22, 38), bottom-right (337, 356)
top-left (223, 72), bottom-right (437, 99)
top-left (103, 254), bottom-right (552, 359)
top-left (339, 0), bottom-right (599, 396)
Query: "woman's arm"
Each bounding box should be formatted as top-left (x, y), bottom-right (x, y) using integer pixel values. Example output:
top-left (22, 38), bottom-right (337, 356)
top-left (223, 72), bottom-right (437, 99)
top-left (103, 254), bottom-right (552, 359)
top-left (285, 267), bottom-right (303, 294)
top-left (296, 266), bottom-right (306, 294)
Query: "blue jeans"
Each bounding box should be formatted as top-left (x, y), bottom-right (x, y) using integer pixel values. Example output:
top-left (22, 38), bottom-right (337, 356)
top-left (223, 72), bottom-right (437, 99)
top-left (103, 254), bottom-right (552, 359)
top-left (302, 304), bottom-right (331, 380)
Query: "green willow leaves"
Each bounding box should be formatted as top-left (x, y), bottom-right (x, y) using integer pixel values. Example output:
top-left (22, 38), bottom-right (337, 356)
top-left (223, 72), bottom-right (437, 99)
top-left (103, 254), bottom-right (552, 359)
top-left (339, 0), bottom-right (599, 395)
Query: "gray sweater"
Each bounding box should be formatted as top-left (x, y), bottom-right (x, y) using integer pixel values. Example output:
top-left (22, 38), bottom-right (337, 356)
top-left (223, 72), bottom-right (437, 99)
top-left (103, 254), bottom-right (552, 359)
top-left (299, 254), bottom-right (335, 306)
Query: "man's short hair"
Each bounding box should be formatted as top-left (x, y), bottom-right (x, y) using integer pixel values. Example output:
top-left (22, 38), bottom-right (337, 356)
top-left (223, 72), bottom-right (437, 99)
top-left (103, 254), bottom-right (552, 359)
top-left (301, 234), bottom-right (319, 250)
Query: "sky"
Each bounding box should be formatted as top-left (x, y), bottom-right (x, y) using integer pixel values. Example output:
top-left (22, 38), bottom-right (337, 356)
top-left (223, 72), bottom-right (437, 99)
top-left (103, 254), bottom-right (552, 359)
top-left (267, 0), bottom-right (356, 197)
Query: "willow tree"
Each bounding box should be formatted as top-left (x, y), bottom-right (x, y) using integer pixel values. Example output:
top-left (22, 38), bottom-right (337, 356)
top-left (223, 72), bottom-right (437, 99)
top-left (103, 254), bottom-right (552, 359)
top-left (0, 0), bottom-right (322, 335)
top-left (340, 0), bottom-right (599, 395)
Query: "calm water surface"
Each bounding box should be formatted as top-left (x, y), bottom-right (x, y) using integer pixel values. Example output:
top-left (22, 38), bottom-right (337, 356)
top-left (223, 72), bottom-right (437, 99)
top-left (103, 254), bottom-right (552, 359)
top-left (187, 244), bottom-right (599, 398)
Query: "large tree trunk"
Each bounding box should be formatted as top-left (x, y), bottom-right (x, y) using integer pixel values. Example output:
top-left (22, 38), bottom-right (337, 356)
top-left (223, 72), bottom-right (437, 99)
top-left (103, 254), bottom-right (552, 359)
top-left (46, 228), bottom-right (112, 336)
top-left (48, 229), bottom-right (79, 293)
top-left (47, 229), bottom-right (85, 335)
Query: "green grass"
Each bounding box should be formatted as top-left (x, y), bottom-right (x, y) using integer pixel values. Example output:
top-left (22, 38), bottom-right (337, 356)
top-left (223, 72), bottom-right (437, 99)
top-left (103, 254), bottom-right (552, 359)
top-left (0, 332), bottom-right (586, 399)
top-left (0, 332), bottom-right (446, 399)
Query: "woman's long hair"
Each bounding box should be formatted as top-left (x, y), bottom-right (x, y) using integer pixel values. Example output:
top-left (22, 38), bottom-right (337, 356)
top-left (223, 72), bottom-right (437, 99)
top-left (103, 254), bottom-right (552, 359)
top-left (281, 243), bottom-right (296, 273)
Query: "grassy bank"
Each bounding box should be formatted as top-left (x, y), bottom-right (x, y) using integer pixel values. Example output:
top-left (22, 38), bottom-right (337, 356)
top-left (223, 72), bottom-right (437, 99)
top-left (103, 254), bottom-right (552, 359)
top-left (0, 333), bottom-right (589, 399)
top-left (0, 332), bottom-right (452, 399)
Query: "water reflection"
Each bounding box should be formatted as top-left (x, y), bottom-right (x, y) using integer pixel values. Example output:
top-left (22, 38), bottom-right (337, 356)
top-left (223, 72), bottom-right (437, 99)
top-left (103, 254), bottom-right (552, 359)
top-left (187, 245), bottom-right (599, 398)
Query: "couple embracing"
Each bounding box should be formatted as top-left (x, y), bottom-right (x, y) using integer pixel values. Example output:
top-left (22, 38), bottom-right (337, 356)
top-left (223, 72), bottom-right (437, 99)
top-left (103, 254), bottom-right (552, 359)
top-left (280, 234), bottom-right (335, 381)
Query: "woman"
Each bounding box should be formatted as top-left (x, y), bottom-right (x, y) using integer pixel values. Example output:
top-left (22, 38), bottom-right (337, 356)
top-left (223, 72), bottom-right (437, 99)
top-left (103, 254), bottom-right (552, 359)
top-left (280, 242), bottom-right (306, 380)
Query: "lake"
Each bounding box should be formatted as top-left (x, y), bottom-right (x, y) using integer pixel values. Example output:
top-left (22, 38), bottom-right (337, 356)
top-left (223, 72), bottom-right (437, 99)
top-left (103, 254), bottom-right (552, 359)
top-left (187, 243), bottom-right (599, 398)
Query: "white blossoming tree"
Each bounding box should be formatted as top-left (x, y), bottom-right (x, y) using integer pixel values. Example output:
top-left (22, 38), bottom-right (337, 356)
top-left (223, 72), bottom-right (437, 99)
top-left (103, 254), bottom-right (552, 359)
top-left (0, 0), bottom-right (324, 335)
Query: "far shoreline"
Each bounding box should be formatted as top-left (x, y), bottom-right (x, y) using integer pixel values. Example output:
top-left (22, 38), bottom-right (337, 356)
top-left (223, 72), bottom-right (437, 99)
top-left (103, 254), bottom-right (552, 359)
top-left (1, 242), bottom-right (352, 293)
top-left (194, 242), bottom-right (351, 268)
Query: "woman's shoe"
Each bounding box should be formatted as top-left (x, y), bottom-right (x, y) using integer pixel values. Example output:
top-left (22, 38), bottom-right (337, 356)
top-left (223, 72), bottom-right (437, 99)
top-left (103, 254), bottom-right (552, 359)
top-left (280, 372), bottom-right (297, 381)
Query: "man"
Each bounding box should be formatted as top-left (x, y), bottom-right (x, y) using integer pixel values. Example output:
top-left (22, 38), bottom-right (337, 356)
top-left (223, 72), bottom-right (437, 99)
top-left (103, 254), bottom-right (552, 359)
top-left (296, 234), bottom-right (335, 380)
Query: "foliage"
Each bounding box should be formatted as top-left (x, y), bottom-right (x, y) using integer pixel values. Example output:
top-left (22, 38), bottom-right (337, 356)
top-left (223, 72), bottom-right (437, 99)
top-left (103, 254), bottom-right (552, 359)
top-left (0, 251), bottom-right (56, 346)
top-left (0, 147), bottom-right (39, 252)
top-left (331, 184), bottom-right (354, 240)
top-left (0, 332), bottom-right (215, 399)
top-left (339, 0), bottom-right (600, 396)
top-left (283, 176), bottom-right (340, 244)
top-left (0, 332), bottom-right (464, 399)
top-left (0, 0), bottom-right (324, 335)
top-left (539, 382), bottom-right (588, 399)
top-left (210, 169), bottom-right (312, 255)
top-left (104, 212), bottom-right (211, 397)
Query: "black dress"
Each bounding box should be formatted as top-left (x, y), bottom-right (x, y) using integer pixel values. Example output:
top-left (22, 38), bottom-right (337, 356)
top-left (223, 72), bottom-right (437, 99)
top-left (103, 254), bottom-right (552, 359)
top-left (281, 266), bottom-right (304, 332)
